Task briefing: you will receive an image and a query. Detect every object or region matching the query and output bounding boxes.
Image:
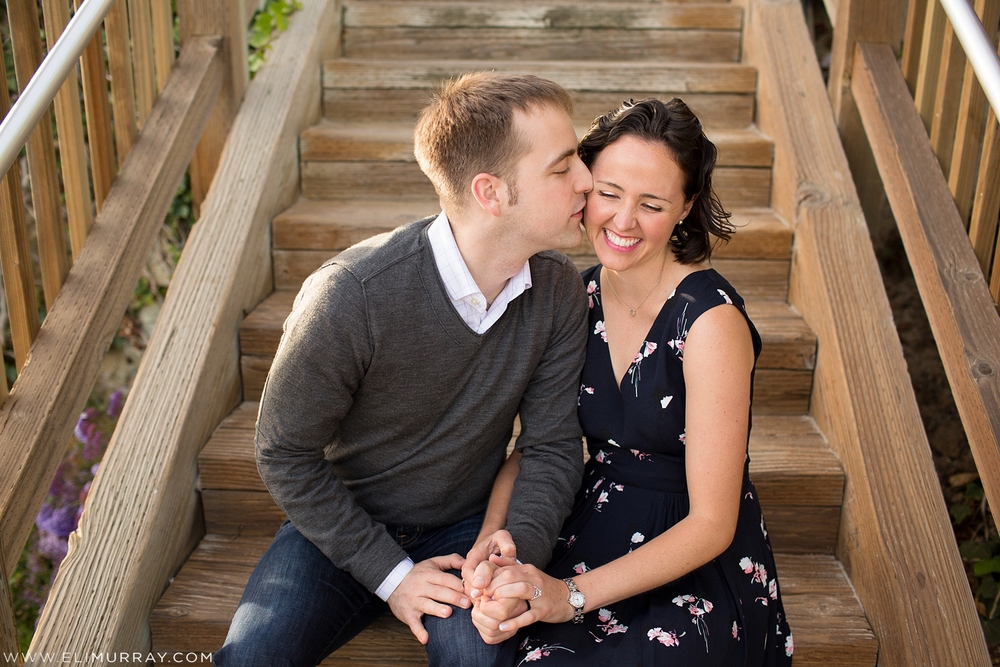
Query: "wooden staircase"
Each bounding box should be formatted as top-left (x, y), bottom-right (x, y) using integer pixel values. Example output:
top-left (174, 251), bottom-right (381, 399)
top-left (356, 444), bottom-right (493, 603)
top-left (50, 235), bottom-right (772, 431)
top-left (150, 1), bottom-right (879, 664)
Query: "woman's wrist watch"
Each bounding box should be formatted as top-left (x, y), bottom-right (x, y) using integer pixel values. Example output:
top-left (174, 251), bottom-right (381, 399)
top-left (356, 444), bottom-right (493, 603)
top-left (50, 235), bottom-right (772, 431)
top-left (562, 578), bottom-right (586, 623)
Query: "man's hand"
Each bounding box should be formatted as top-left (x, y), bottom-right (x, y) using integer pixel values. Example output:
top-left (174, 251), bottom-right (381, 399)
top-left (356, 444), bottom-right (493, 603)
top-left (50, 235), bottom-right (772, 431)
top-left (386, 554), bottom-right (469, 644)
top-left (471, 594), bottom-right (527, 644)
top-left (462, 530), bottom-right (517, 599)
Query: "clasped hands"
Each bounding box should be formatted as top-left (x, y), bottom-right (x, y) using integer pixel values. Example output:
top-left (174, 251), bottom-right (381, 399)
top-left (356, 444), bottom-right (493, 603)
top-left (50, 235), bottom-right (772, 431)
top-left (385, 530), bottom-right (572, 646)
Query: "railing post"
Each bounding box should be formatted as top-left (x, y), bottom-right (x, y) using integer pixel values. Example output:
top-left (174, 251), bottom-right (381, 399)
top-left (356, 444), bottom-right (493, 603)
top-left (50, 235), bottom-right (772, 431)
top-left (826, 0), bottom-right (908, 238)
top-left (179, 0), bottom-right (249, 212)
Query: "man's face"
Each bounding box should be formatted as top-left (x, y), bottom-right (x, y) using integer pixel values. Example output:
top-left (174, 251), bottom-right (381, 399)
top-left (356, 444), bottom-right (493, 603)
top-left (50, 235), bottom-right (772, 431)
top-left (502, 104), bottom-right (592, 253)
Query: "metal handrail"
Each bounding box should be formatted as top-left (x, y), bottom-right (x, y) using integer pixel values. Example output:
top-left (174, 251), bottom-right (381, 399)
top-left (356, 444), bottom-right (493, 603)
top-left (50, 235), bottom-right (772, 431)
top-left (940, 0), bottom-right (1000, 121)
top-left (0, 0), bottom-right (117, 177)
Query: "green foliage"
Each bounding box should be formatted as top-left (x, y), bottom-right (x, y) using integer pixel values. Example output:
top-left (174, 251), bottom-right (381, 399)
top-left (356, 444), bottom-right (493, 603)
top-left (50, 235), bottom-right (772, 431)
top-left (952, 481), bottom-right (1000, 646)
top-left (248, 0), bottom-right (303, 76)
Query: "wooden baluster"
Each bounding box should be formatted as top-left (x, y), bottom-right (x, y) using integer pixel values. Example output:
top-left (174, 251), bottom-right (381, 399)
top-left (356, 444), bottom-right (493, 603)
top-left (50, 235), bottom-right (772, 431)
top-left (76, 0), bottom-right (117, 211)
top-left (105, 0), bottom-right (139, 162)
top-left (0, 46), bottom-right (41, 372)
top-left (129, 0), bottom-right (158, 126)
top-left (914, 0), bottom-right (949, 132)
top-left (902, 0), bottom-right (929, 92)
top-left (42, 0), bottom-right (96, 260)
top-left (179, 0), bottom-right (249, 211)
top-left (929, 20), bottom-right (967, 177)
top-left (975, 110), bottom-right (1000, 290)
top-left (0, 535), bottom-right (19, 666)
top-left (7, 0), bottom-right (71, 309)
top-left (949, 0), bottom-right (1000, 225)
top-left (151, 0), bottom-right (176, 92)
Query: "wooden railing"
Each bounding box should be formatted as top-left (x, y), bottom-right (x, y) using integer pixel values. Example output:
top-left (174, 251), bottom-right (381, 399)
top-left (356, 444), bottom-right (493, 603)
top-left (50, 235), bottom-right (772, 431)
top-left (0, 0), bottom-right (252, 659)
top-left (737, 0), bottom-right (991, 663)
top-left (826, 0), bottom-right (1000, 580)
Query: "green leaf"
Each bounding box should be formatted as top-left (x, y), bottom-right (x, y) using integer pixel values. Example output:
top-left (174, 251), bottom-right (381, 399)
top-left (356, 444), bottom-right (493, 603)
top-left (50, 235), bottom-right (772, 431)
top-left (962, 540), bottom-right (994, 562)
top-left (979, 576), bottom-right (999, 603)
top-left (967, 482), bottom-right (985, 501)
top-left (983, 617), bottom-right (1000, 644)
top-left (973, 557), bottom-right (1000, 577)
top-left (952, 502), bottom-right (974, 524)
top-left (274, 12), bottom-right (289, 31)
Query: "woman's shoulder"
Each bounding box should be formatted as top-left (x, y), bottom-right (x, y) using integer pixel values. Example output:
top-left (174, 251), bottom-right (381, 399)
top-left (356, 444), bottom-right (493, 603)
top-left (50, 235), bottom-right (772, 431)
top-left (671, 268), bottom-right (745, 312)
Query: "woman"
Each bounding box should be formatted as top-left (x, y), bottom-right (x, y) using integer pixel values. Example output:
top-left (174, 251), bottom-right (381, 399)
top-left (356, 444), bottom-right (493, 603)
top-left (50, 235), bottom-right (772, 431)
top-left (471, 98), bottom-right (793, 665)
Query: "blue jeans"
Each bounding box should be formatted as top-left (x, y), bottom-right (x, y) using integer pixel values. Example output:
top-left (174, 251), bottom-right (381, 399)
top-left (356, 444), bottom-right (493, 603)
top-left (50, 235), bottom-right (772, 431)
top-left (214, 514), bottom-right (498, 667)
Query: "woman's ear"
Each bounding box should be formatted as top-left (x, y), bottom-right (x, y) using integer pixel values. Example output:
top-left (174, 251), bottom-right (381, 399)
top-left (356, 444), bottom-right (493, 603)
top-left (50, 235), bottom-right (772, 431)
top-left (470, 172), bottom-right (506, 218)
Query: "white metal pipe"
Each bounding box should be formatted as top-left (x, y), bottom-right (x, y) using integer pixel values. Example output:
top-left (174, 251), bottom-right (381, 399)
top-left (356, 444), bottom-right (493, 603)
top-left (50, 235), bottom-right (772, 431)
top-left (0, 0), bottom-right (117, 178)
top-left (939, 0), bottom-right (1000, 122)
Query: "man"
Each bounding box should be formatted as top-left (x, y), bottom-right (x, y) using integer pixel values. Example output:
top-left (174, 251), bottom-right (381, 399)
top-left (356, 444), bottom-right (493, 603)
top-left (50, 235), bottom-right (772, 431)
top-left (215, 72), bottom-right (592, 667)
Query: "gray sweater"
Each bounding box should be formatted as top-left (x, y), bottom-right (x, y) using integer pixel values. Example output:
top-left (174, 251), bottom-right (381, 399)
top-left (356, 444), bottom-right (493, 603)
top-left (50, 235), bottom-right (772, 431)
top-left (255, 218), bottom-right (588, 593)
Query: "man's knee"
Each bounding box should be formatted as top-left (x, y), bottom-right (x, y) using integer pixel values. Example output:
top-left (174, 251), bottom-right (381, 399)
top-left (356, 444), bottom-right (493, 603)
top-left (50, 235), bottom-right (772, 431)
top-left (424, 605), bottom-right (499, 667)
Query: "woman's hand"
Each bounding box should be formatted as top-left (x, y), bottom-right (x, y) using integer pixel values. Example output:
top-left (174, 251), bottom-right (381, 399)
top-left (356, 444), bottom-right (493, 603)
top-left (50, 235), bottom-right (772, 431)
top-left (479, 556), bottom-right (577, 632)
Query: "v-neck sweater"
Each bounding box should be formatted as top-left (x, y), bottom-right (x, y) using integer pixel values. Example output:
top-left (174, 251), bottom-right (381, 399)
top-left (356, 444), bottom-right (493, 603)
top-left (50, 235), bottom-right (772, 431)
top-left (255, 217), bottom-right (588, 593)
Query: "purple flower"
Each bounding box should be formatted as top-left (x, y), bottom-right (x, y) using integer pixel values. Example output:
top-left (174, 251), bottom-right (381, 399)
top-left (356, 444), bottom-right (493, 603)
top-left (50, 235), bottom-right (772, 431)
top-left (36, 504), bottom-right (78, 538)
top-left (35, 530), bottom-right (68, 563)
top-left (107, 390), bottom-right (125, 418)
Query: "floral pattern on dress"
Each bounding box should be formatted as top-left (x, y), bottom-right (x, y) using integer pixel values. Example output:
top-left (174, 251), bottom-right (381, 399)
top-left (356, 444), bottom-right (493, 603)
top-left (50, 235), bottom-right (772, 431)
top-left (594, 320), bottom-right (607, 342)
top-left (626, 341), bottom-right (657, 396)
top-left (588, 608), bottom-right (628, 643)
top-left (666, 304), bottom-right (690, 359)
top-left (587, 280), bottom-right (601, 309)
top-left (673, 595), bottom-right (714, 653)
top-left (579, 384), bottom-right (595, 405)
top-left (516, 638), bottom-right (575, 665)
top-left (648, 627), bottom-right (684, 647)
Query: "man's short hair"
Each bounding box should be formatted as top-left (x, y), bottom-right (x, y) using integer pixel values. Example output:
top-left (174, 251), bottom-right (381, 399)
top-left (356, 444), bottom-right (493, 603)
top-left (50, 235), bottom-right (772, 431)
top-left (414, 72), bottom-right (573, 209)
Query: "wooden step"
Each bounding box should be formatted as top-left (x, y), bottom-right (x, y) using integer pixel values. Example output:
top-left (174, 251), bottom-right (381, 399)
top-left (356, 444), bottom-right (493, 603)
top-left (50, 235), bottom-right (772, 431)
top-left (340, 2), bottom-right (743, 63)
top-left (198, 403), bottom-right (838, 550)
top-left (323, 59), bottom-right (757, 128)
top-left (150, 536), bottom-right (872, 666)
top-left (241, 290), bottom-right (813, 369)
top-left (273, 200), bottom-right (792, 260)
top-left (299, 121), bottom-right (773, 168)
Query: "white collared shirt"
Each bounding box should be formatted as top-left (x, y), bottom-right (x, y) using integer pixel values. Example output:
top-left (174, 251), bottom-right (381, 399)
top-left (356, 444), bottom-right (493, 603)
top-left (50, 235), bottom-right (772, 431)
top-left (427, 212), bottom-right (532, 333)
top-left (374, 213), bottom-right (533, 601)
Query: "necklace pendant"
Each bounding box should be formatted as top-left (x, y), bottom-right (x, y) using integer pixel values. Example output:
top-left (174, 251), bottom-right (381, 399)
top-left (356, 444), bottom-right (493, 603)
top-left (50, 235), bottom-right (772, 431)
top-left (628, 308), bottom-right (637, 317)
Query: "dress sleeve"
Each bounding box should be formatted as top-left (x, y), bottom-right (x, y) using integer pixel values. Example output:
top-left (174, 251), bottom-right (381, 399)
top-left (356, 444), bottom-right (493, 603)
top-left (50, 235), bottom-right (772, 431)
top-left (506, 259), bottom-right (589, 567)
top-left (254, 263), bottom-right (410, 593)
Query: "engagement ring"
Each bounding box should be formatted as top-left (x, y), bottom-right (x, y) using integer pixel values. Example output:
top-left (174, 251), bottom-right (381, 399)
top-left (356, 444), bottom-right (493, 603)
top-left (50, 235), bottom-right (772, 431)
top-left (532, 585), bottom-right (542, 600)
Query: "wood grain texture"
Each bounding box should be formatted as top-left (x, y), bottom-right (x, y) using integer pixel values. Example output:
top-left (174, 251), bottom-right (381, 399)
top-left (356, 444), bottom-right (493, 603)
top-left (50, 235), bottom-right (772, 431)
top-left (324, 88), bottom-right (756, 128)
top-left (30, 2), bottom-right (335, 654)
top-left (0, 536), bottom-right (17, 666)
top-left (0, 45), bottom-right (40, 372)
top-left (8, 0), bottom-right (71, 309)
top-left (106, 0), bottom-right (140, 161)
top-left (928, 19), bottom-right (966, 177)
top-left (852, 41), bottom-right (1000, 548)
top-left (343, 3), bottom-right (744, 29)
top-left (914, 0), bottom-right (947, 131)
top-left (151, 535), bottom-right (872, 666)
top-left (736, 0), bottom-right (990, 663)
top-left (180, 0), bottom-right (250, 211)
top-left (324, 59), bottom-right (758, 93)
top-left (41, 0), bottom-right (96, 261)
top-left (825, 0), bottom-right (906, 122)
top-left (902, 0), bottom-right (928, 91)
top-left (152, 0), bottom-right (177, 92)
top-left (948, 0), bottom-right (999, 225)
top-left (343, 27), bottom-right (741, 63)
top-left (77, 0), bottom-right (117, 212)
top-left (129, 0), bottom-right (159, 125)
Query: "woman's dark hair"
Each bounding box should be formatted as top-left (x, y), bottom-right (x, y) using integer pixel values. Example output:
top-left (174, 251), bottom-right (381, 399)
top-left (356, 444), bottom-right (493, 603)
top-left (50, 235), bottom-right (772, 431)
top-left (578, 98), bottom-right (733, 264)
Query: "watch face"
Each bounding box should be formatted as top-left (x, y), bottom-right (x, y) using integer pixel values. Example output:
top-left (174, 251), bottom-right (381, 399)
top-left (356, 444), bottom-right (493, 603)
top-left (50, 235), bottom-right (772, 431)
top-left (569, 591), bottom-right (585, 608)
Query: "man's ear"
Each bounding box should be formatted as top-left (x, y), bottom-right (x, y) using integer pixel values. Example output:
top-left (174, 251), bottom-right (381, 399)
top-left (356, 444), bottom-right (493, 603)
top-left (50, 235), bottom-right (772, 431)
top-left (470, 172), bottom-right (506, 218)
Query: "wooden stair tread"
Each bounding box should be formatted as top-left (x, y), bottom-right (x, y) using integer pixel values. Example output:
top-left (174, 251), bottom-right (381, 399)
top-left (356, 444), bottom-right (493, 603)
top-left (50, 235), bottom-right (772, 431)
top-left (199, 402), bottom-right (840, 506)
top-left (273, 199), bottom-right (791, 259)
top-left (300, 121), bottom-right (772, 167)
top-left (240, 285), bottom-right (813, 366)
top-left (342, 2), bottom-right (744, 30)
top-left (323, 59), bottom-right (757, 94)
top-left (150, 535), bottom-right (873, 666)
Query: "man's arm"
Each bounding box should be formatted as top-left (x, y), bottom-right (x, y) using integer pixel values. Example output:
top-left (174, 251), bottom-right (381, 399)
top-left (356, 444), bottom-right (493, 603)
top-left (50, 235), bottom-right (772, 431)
top-left (255, 263), bottom-right (410, 593)
top-left (505, 258), bottom-right (588, 567)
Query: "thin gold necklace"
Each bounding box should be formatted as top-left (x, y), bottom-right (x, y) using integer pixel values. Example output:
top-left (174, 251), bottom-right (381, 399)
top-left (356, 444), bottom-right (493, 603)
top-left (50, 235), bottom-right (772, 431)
top-left (604, 256), bottom-right (667, 317)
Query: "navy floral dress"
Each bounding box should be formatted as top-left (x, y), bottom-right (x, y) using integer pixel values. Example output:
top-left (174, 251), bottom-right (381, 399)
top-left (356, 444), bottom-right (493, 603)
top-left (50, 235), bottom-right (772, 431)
top-left (497, 267), bottom-right (793, 666)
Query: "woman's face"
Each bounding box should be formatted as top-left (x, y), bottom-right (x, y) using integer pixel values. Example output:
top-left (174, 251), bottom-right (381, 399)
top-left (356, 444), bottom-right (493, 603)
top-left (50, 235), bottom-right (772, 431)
top-left (584, 135), bottom-right (694, 274)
